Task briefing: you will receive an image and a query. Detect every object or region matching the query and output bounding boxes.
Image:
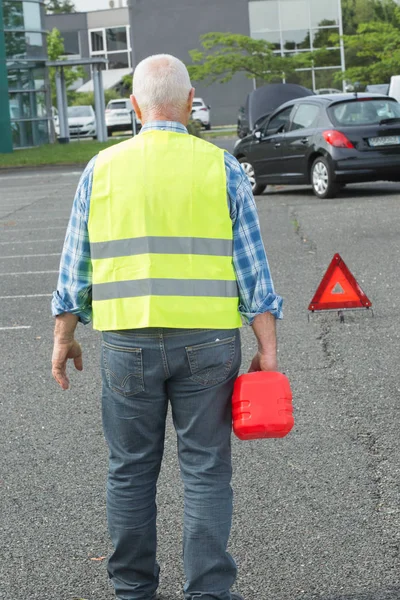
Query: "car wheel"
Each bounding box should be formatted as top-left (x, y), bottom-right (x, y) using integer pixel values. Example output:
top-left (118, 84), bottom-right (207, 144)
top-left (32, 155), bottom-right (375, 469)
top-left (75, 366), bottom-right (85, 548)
top-left (311, 157), bottom-right (339, 199)
top-left (205, 123), bottom-right (211, 131)
top-left (239, 157), bottom-right (267, 195)
top-left (107, 127), bottom-right (113, 137)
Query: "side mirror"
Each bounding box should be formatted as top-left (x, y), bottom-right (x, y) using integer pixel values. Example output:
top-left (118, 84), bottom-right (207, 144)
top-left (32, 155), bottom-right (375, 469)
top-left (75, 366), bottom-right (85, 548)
top-left (207, 105), bottom-right (211, 109)
top-left (254, 130), bottom-right (262, 140)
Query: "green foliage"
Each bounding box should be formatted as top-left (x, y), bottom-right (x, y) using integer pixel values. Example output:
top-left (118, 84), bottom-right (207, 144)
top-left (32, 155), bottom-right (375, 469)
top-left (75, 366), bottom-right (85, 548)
top-left (48, 28), bottom-right (84, 106)
top-left (188, 32), bottom-right (305, 85)
top-left (72, 89), bottom-right (121, 108)
top-left (121, 74), bottom-right (133, 96)
top-left (333, 9), bottom-right (400, 86)
top-left (341, 0), bottom-right (399, 35)
top-left (45, 0), bottom-right (75, 14)
top-left (187, 119), bottom-right (202, 138)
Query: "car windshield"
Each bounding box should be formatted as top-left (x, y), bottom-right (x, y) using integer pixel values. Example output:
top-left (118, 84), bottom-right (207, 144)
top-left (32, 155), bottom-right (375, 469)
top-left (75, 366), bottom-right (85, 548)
top-left (67, 106), bottom-right (92, 117)
top-left (108, 101), bottom-right (128, 110)
top-left (329, 99), bottom-right (400, 126)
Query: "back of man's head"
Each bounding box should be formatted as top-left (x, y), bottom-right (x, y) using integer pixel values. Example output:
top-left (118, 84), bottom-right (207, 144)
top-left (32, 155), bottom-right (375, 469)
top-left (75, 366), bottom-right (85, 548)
top-left (132, 54), bottom-right (193, 121)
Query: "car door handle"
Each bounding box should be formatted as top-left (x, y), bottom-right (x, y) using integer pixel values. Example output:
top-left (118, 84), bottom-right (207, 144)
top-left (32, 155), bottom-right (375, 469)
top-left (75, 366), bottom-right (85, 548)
top-left (274, 142), bottom-right (281, 148)
top-left (300, 137), bottom-right (309, 145)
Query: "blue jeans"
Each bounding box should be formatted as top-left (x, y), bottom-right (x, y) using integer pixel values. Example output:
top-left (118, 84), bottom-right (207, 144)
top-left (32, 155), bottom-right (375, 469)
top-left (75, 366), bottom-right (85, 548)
top-left (101, 327), bottom-right (242, 600)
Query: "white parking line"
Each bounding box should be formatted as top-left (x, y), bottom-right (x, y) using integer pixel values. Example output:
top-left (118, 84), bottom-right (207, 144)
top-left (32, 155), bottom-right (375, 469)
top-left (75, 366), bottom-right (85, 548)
top-left (0, 171), bottom-right (82, 181)
top-left (0, 294), bottom-right (53, 300)
top-left (0, 239), bottom-right (62, 245)
top-left (0, 217), bottom-right (69, 223)
top-left (0, 253), bottom-right (60, 259)
top-left (0, 293), bottom-right (52, 299)
top-left (0, 270), bottom-right (58, 276)
top-left (0, 326), bottom-right (31, 330)
top-left (0, 226), bottom-right (66, 232)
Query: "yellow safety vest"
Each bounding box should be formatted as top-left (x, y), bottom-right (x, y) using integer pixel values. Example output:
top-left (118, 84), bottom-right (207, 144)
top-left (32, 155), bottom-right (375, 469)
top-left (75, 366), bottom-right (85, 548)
top-left (88, 130), bottom-right (242, 331)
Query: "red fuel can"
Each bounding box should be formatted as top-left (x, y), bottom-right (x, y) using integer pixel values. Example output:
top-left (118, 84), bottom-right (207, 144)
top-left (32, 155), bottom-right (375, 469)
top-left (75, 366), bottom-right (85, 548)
top-left (232, 372), bottom-right (294, 440)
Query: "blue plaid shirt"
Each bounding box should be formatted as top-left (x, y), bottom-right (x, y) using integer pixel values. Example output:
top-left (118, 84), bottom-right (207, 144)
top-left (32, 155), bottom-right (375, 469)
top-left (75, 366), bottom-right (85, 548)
top-left (52, 122), bottom-right (283, 325)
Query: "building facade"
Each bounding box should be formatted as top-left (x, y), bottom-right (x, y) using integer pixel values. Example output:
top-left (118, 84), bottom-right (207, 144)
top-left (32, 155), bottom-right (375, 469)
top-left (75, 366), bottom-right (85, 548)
top-left (1, 0), bottom-right (51, 150)
top-left (248, 0), bottom-right (344, 91)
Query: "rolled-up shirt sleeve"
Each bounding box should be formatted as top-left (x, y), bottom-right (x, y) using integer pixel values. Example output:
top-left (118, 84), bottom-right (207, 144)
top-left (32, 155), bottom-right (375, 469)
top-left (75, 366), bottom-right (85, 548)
top-left (51, 157), bottom-right (96, 324)
top-left (225, 152), bottom-right (283, 324)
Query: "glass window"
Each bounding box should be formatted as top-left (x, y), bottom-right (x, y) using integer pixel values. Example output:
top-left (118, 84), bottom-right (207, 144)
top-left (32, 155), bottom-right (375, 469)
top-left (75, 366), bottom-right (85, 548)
top-left (106, 27), bottom-right (128, 52)
top-left (12, 119), bottom-right (49, 148)
top-left (91, 30), bottom-right (104, 52)
top-left (107, 100), bottom-right (129, 110)
top-left (291, 103), bottom-right (320, 130)
top-left (9, 90), bottom-right (47, 119)
top-left (310, 0), bottom-right (339, 28)
top-left (3, 1), bottom-right (41, 30)
top-left (7, 64), bottom-right (46, 90)
top-left (249, 1), bottom-right (280, 34)
top-left (266, 106), bottom-right (294, 135)
top-left (5, 31), bottom-right (45, 60)
top-left (107, 52), bottom-right (129, 69)
top-left (312, 27), bottom-right (339, 49)
top-left (280, 0), bottom-right (310, 31)
top-left (61, 31), bottom-right (80, 55)
top-left (329, 99), bottom-right (400, 126)
top-left (282, 30), bottom-right (311, 51)
top-left (23, 1), bottom-right (42, 31)
top-left (251, 30), bottom-right (281, 51)
top-left (3, 1), bottom-right (24, 29)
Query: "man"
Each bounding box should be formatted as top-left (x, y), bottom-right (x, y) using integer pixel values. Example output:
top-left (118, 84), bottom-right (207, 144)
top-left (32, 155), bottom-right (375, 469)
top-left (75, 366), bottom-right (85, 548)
top-left (52, 54), bottom-right (282, 600)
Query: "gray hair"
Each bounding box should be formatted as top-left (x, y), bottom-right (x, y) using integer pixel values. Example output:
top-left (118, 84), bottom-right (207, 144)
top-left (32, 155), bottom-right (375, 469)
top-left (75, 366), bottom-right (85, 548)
top-left (132, 54), bottom-right (192, 117)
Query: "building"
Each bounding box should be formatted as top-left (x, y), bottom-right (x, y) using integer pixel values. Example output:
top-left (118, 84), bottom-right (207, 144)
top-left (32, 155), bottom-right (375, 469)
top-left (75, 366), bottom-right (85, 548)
top-left (43, 0), bottom-right (347, 127)
top-left (0, 0), bottom-right (51, 152)
top-left (45, 6), bottom-right (133, 92)
top-left (248, 0), bottom-right (344, 91)
top-left (127, 0), bottom-right (345, 123)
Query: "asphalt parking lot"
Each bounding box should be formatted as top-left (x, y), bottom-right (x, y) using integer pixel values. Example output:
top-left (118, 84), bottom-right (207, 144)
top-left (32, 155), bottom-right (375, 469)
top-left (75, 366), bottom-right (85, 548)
top-left (0, 141), bottom-right (399, 600)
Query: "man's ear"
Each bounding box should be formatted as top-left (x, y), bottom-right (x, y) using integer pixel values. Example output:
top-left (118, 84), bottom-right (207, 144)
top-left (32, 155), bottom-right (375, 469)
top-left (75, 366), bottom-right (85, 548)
top-left (131, 95), bottom-right (142, 121)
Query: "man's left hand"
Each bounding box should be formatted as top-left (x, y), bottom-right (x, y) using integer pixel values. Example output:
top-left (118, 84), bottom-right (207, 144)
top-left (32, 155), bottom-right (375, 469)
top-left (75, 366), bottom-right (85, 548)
top-left (52, 338), bottom-right (83, 390)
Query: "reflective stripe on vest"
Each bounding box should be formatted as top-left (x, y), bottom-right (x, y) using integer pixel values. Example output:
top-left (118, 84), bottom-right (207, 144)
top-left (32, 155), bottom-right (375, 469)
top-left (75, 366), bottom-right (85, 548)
top-left (88, 130), bottom-right (242, 331)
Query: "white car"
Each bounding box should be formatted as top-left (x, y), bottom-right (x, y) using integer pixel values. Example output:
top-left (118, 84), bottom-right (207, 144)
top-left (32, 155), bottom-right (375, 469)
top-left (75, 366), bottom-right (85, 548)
top-left (55, 105), bottom-right (97, 139)
top-left (105, 99), bottom-right (141, 136)
top-left (191, 97), bottom-right (211, 130)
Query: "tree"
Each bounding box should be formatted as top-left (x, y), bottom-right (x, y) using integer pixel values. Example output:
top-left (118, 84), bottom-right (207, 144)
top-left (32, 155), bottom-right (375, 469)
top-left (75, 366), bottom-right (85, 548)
top-left (47, 28), bottom-right (84, 105)
top-left (187, 33), bottom-right (310, 86)
top-left (331, 13), bottom-right (400, 86)
top-left (45, 0), bottom-right (75, 13)
top-left (341, 0), bottom-right (399, 35)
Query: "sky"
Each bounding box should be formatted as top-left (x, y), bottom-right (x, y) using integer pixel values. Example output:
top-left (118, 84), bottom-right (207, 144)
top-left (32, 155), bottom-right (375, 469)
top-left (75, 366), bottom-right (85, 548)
top-left (72, 0), bottom-right (128, 12)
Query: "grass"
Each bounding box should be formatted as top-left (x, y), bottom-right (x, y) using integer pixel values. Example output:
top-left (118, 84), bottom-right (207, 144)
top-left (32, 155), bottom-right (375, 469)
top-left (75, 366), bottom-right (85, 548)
top-left (0, 129), bottom-right (238, 169)
top-left (203, 129), bottom-right (238, 139)
top-left (0, 139), bottom-right (121, 169)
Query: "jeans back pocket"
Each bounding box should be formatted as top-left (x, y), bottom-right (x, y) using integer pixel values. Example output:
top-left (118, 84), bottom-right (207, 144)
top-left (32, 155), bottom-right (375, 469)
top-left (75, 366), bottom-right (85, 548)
top-left (102, 341), bottom-right (144, 397)
top-left (185, 335), bottom-right (236, 386)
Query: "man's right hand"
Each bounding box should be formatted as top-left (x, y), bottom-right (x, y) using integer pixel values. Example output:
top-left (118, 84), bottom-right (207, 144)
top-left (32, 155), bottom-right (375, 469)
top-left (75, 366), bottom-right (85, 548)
top-left (249, 351), bottom-right (277, 373)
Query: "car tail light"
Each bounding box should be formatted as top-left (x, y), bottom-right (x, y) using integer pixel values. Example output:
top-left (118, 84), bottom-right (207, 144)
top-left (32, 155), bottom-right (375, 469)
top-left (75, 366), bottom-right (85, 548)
top-left (200, 107), bottom-right (208, 112)
top-left (323, 130), bottom-right (354, 149)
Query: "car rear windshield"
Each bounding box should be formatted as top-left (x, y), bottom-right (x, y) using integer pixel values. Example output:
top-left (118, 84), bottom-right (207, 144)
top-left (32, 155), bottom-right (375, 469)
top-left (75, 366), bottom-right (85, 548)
top-left (108, 101), bottom-right (128, 110)
top-left (192, 101), bottom-right (203, 107)
top-left (328, 99), bottom-right (400, 126)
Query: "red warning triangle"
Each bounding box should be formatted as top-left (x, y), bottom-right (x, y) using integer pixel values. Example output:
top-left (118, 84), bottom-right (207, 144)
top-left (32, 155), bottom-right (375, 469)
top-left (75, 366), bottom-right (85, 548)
top-left (309, 253), bottom-right (372, 311)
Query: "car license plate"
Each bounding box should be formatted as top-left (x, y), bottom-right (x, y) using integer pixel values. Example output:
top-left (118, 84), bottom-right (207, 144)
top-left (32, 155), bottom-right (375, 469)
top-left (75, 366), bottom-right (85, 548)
top-left (369, 135), bottom-right (400, 147)
top-left (117, 112), bottom-right (126, 116)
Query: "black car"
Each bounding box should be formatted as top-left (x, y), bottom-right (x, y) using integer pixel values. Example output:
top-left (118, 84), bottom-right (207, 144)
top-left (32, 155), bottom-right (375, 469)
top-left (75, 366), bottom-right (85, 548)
top-left (237, 83), bottom-right (314, 139)
top-left (234, 93), bottom-right (400, 198)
